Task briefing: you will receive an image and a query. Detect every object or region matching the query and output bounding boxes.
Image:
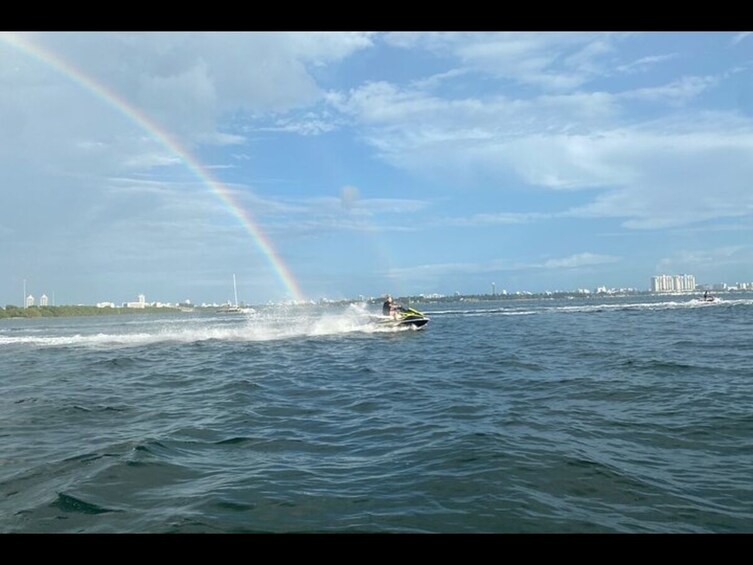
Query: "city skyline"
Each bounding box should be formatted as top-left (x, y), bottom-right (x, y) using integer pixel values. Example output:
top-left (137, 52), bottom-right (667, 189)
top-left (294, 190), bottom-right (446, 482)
top-left (8, 272), bottom-right (753, 309)
top-left (2, 32), bottom-right (753, 305)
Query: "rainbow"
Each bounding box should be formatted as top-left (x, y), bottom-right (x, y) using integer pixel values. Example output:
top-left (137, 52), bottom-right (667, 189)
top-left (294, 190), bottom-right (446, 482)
top-left (1, 32), bottom-right (305, 303)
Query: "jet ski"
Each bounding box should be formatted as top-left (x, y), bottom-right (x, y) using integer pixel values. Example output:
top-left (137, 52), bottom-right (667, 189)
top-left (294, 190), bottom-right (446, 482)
top-left (371, 306), bottom-right (430, 329)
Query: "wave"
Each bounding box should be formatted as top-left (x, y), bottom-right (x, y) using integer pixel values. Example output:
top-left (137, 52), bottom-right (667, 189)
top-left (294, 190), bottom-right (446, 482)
top-left (51, 492), bottom-right (120, 515)
top-left (428, 308), bottom-right (537, 316)
top-left (547, 297), bottom-right (753, 314)
top-left (430, 297), bottom-right (753, 318)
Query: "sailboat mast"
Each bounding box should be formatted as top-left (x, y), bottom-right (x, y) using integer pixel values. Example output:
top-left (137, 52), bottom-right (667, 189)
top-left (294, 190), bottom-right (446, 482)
top-left (233, 274), bottom-right (238, 307)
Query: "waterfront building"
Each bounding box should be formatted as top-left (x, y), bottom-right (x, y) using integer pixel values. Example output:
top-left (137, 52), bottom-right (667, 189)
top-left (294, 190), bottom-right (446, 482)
top-left (124, 294), bottom-right (147, 309)
top-left (650, 274), bottom-right (696, 293)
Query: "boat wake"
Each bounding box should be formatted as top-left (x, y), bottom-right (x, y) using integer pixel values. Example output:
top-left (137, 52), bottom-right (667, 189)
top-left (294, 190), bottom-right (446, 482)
top-left (0, 304), bottom-right (416, 349)
top-left (418, 296), bottom-right (753, 319)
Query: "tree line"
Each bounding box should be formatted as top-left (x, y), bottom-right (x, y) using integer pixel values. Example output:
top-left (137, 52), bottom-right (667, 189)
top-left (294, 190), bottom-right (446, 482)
top-left (0, 305), bottom-right (179, 318)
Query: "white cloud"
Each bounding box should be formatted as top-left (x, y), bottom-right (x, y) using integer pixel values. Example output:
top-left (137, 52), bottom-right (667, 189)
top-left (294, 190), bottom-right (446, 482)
top-left (388, 260), bottom-right (496, 278)
top-left (301, 195), bottom-right (429, 217)
top-left (384, 32), bottom-right (628, 92)
top-left (538, 253), bottom-right (619, 269)
top-left (620, 75), bottom-right (718, 105)
top-left (202, 164), bottom-right (236, 171)
top-left (657, 246), bottom-right (751, 275)
top-left (437, 211), bottom-right (551, 227)
top-left (329, 73), bottom-right (753, 230)
top-left (121, 152), bottom-right (184, 170)
top-left (388, 252), bottom-right (619, 279)
top-left (98, 177), bottom-right (231, 225)
top-left (382, 32), bottom-right (464, 51)
top-left (265, 217), bottom-right (419, 236)
top-left (448, 34), bottom-right (589, 91)
top-left (665, 221), bottom-right (753, 235)
top-left (204, 189), bottom-right (434, 239)
top-left (617, 53), bottom-right (678, 74)
top-left (563, 122), bottom-right (753, 229)
top-left (0, 31), bottom-right (379, 299)
top-left (0, 32), bottom-right (372, 169)
top-left (195, 132), bottom-right (245, 146)
top-left (410, 68), bottom-right (470, 90)
top-left (562, 38), bottom-right (615, 77)
top-left (255, 110), bottom-right (340, 136)
top-left (274, 32), bottom-right (375, 63)
top-left (328, 82), bottom-right (620, 186)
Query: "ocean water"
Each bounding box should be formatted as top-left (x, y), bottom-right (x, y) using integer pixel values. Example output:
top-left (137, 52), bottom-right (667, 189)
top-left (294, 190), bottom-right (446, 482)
top-left (1, 294), bottom-right (752, 533)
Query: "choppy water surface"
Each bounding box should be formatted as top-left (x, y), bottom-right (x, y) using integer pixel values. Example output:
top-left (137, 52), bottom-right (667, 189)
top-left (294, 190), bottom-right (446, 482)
top-left (2, 295), bottom-right (752, 532)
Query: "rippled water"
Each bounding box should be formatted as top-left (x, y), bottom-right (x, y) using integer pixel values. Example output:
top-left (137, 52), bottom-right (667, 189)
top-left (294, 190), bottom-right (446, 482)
top-left (2, 295), bottom-right (752, 532)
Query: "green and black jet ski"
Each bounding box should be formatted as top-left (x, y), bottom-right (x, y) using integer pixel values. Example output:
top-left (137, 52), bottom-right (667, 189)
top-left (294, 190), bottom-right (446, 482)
top-left (372, 306), bottom-right (430, 329)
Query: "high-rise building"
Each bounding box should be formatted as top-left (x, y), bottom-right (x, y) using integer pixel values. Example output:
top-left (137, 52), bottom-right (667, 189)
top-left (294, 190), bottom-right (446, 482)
top-left (650, 274), bottom-right (696, 293)
top-left (26, 294), bottom-right (34, 307)
top-left (124, 293), bottom-right (147, 308)
top-left (679, 274), bottom-right (695, 291)
top-left (39, 294), bottom-right (48, 306)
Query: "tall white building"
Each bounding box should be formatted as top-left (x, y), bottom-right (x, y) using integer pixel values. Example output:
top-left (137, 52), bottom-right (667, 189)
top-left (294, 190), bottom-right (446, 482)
top-left (650, 274), bottom-right (696, 293)
top-left (39, 294), bottom-right (49, 306)
top-left (651, 275), bottom-right (671, 292)
top-left (124, 294), bottom-right (147, 309)
top-left (678, 274), bottom-right (695, 291)
top-left (25, 294), bottom-right (34, 307)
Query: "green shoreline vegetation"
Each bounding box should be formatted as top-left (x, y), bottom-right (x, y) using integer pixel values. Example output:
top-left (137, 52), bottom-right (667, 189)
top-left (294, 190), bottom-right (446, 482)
top-left (0, 305), bottom-right (180, 319)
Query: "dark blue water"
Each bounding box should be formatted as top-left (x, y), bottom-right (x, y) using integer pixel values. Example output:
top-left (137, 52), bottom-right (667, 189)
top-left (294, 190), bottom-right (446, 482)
top-left (2, 295), bottom-right (752, 532)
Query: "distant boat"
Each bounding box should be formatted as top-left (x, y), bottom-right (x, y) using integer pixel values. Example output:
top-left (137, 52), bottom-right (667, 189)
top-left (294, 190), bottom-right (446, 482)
top-left (691, 293), bottom-right (720, 305)
top-left (217, 274), bottom-right (255, 314)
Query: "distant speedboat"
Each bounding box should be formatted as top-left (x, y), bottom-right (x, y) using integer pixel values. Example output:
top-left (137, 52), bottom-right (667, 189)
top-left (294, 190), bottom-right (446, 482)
top-left (691, 294), bottom-right (719, 305)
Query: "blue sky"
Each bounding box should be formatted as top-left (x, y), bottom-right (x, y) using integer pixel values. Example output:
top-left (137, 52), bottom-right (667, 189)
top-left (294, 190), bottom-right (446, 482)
top-left (1, 32), bottom-right (752, 305)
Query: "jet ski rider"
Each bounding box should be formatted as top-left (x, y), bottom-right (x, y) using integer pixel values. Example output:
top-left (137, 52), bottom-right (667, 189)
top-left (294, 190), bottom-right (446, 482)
top-left (382, 295), bottom-right (401, 319)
